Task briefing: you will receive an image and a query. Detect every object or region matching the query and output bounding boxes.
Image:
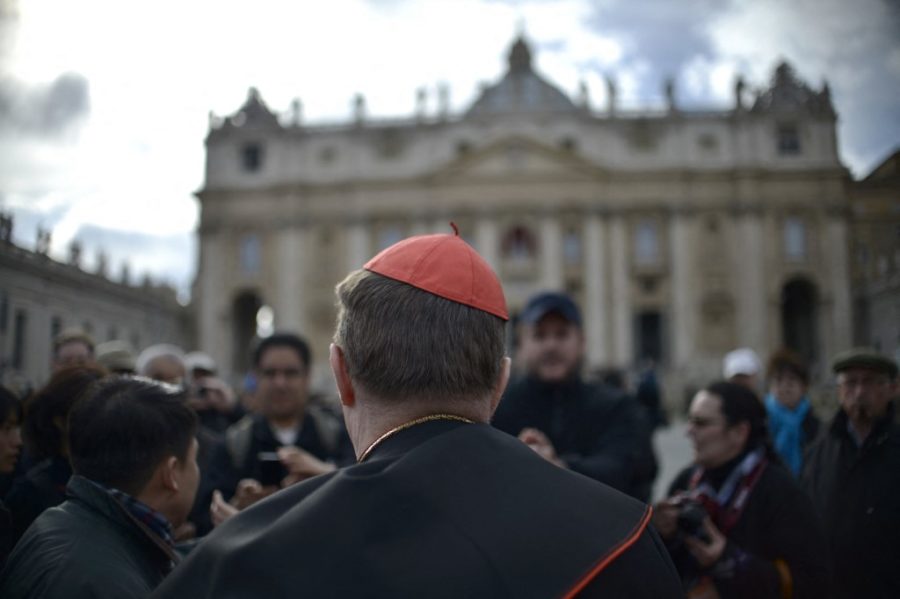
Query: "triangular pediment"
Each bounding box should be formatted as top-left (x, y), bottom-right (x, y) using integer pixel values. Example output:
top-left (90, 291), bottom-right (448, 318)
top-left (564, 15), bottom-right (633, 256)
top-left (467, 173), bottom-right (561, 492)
top-left (429, 135), bottom-right (603, 182)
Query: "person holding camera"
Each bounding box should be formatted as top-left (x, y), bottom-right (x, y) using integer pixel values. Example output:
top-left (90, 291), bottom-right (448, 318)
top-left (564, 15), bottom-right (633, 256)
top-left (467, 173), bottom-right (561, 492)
top-left (652, 381), bottom-right (828, 599)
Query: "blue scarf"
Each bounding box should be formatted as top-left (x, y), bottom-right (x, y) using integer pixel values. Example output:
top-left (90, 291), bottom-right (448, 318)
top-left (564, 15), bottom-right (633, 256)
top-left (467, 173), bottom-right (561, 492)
top-left (765, 393), bottom-right (810, 476)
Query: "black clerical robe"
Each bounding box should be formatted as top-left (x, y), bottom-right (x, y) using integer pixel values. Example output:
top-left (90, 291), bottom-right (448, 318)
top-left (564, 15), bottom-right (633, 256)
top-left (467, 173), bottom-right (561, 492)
top-left (154, 420), bottom-right (680, 598)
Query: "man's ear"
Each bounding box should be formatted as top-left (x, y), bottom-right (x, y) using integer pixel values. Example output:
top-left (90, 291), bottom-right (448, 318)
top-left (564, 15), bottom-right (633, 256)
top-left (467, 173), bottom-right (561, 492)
top-left (488, 357), bottom-right (512, 416)
top-left (159, 456), bottom-right (180, 492)
top-left (330, 344), bottom-right (355, 407)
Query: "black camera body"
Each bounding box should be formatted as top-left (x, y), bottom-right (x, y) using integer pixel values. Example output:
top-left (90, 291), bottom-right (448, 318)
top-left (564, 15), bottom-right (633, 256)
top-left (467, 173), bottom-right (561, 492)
top-left (676, 499), bottom-right (711, 543)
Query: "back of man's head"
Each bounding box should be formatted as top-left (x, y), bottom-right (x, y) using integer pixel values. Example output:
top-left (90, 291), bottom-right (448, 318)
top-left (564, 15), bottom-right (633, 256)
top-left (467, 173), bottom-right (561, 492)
top-left (252, 333), bottom-right (312, 371)
top-left (334, 231), bottom-right (508, 404)
top-left (335, 270), bottom-right (506, 403)
top-left (68, 376), bottom-right (197, 497)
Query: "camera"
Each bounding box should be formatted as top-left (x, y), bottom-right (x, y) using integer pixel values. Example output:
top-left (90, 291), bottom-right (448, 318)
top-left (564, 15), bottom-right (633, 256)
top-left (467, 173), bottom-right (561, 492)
top-left (676, 499), bottom-right (711, 543)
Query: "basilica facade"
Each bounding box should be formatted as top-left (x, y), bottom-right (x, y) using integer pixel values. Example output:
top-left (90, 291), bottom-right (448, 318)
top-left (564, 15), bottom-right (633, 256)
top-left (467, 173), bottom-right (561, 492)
top-left (193, 36), bottom-right (852, 401)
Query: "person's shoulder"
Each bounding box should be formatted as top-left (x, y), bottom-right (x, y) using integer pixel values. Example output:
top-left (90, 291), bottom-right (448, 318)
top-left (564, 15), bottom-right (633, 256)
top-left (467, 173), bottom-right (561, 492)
top-left (581, 381), bottom-right (636, 416)
top-left (500, 375), bottom-right (534, 399)
top-left (2, 505), bottom-right (83, 580)
top-left (758, 460), bottom-right (807, 498)
top-left (665, 463), bottom-right (696, 496)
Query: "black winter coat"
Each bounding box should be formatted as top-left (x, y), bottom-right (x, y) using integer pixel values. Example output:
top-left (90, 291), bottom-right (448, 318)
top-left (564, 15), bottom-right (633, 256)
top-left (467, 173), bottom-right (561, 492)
top-left (493, 375), bottom-right (648, 498)
top-left (666, 457), bottom-right (829, 599)
top-left (4, 455), bottom-right (71, 544)
top-left (801, 402), bottom-right (900, 599)
top-left (0, 475), bottom-right (178, 598)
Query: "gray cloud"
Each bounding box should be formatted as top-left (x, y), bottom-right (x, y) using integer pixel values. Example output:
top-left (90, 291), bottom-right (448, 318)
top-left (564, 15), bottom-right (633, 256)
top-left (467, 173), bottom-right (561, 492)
top-left (0, 72), bottom-right (91, 137)
top-left (1, 203), bottom-right (194, 298)
top-left (581, 0), bottom-right (732, 102)
top-left (70, 224), bottom-right (195, 293)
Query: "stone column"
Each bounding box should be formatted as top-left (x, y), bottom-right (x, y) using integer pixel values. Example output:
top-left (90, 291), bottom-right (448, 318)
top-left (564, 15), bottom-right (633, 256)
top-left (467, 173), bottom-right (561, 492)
top-left (346, 219), bottom-right (371, 272)
top-left (539, 215), bottom-right (563, 290)
top-left (584, 213), bottom-right (609, 368)
top-left (199, 231), bottom-right (229, 377)
top-left (670, 212), bottom-right (696, 369)
top-left (826, 216), bottom-right (852, 357)
top-left (274, 225), bottom-right (306, 333)
top-left (474, 217), bottom-right (499, 271)
top-left (609, 215), bottom-right (632, 367)
top-left (735, 212), bottom-right (766, 352)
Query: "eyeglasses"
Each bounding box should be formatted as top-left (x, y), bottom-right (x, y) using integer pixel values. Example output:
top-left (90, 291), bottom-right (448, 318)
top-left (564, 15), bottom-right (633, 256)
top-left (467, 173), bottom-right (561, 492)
top-left (687, 416), bottom-right (725, 428)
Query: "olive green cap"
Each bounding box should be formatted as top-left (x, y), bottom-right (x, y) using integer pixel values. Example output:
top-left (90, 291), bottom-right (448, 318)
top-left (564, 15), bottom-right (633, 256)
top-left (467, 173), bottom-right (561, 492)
top-left (831, 347), bottom-right (898, 379)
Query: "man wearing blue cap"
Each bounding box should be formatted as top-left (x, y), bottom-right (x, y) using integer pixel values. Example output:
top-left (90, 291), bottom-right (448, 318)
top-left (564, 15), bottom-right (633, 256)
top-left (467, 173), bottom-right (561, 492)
top-left (493, 291), bottom-right (647, 498)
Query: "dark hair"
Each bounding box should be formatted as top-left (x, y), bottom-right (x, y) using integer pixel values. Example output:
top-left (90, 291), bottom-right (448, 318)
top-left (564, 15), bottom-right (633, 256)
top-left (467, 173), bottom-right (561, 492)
top-left (0, 385), bottom-right (23, 426)
top-left (767, 348), bottom-right (809, 384)
top-left (23, 365), bottom-right (107, 460)
top-left (252, 333), bottom-right (311, 371)
top-left (334, 269), bottom-right (506, 403)
top-left (68, 376), bottom-right (198, 496)
top-left (705, 381), bottom-right (774, 457)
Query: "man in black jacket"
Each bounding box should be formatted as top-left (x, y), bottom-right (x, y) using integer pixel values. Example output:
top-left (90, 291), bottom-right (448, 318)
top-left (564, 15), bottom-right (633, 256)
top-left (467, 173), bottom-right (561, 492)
top-left (204, 333), bottom-right (354, 512)
top-left (801, 348), bottom-right (900, 599)
top-left (493, 291), bottom-right (651, 499)
top-left (153, 229), bottom-right (681, 598)
top-left (0, 376), bottom-right (200, 598)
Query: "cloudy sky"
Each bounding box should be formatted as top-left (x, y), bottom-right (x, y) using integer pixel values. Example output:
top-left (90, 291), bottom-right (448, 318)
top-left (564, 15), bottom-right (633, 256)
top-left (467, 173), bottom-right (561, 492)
top-left (1, 0), bottom-right (898, 302)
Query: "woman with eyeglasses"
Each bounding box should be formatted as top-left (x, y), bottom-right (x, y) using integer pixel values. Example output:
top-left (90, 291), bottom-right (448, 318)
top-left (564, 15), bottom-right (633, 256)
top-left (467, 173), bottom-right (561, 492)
top-left (651, 381), bottom-right (828, 599)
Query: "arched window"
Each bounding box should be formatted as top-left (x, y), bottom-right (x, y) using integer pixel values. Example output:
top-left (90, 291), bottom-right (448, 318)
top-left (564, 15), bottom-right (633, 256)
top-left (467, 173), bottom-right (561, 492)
top-left (502, 226), bottom-right (536, 263)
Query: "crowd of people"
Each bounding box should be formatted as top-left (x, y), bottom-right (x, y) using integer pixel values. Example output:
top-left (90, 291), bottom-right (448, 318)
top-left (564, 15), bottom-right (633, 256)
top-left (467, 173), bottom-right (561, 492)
top-left (0, 229), bottom-right (897, 598)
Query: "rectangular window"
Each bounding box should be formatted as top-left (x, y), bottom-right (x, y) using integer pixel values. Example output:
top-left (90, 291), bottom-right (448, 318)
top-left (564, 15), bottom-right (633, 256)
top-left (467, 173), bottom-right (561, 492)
top-left (777, 124), bottom-right (801, 155)
top-left (241, 143), bottom-right (263, 172)
top-left (239, 234), bottom-right (262, 275)
top-left (563, 230), bottom-right (581, 265)
top-left (13, 309), bottom-right (27, 370)
top-left (0, 290), bottom-right (7, 334)
top-left (635, 311), bottom-right (664, 364)
top-left (51, 316), bottom-right (62, 342)
top-left (635, 220), bottom-right (660, 265)
top-left (784, 217), bottom-right (806, 260)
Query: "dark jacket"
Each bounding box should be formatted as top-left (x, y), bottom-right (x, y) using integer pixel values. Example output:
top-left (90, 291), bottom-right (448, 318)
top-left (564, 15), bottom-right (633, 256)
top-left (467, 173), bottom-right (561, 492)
top-left (666, 456), bottom-right (829, 599)
top-left (4, 455), bottom-right (71, 543)
top-left (0, 475), bottom-right (178, 598)
top-left (493, 375), bottom-right (646, 497)
top-left (205, 405), bottom-right (354, 501)
top-left (152, 420), bottom-right (682, 598)
top-left (801, 402), bottom-right (900, 599)
top-left (0, 500), bottom-right (11, 569)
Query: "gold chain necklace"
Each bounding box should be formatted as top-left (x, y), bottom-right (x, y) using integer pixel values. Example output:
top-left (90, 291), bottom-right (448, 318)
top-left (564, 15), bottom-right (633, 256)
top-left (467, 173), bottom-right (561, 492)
top-left (357, 413), bottom-right (475, 463)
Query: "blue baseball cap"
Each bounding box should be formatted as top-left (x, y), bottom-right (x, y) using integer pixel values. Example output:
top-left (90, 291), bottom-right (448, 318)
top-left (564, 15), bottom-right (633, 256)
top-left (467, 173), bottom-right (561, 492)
top-left (519, 292), bottom-right (581, 327)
